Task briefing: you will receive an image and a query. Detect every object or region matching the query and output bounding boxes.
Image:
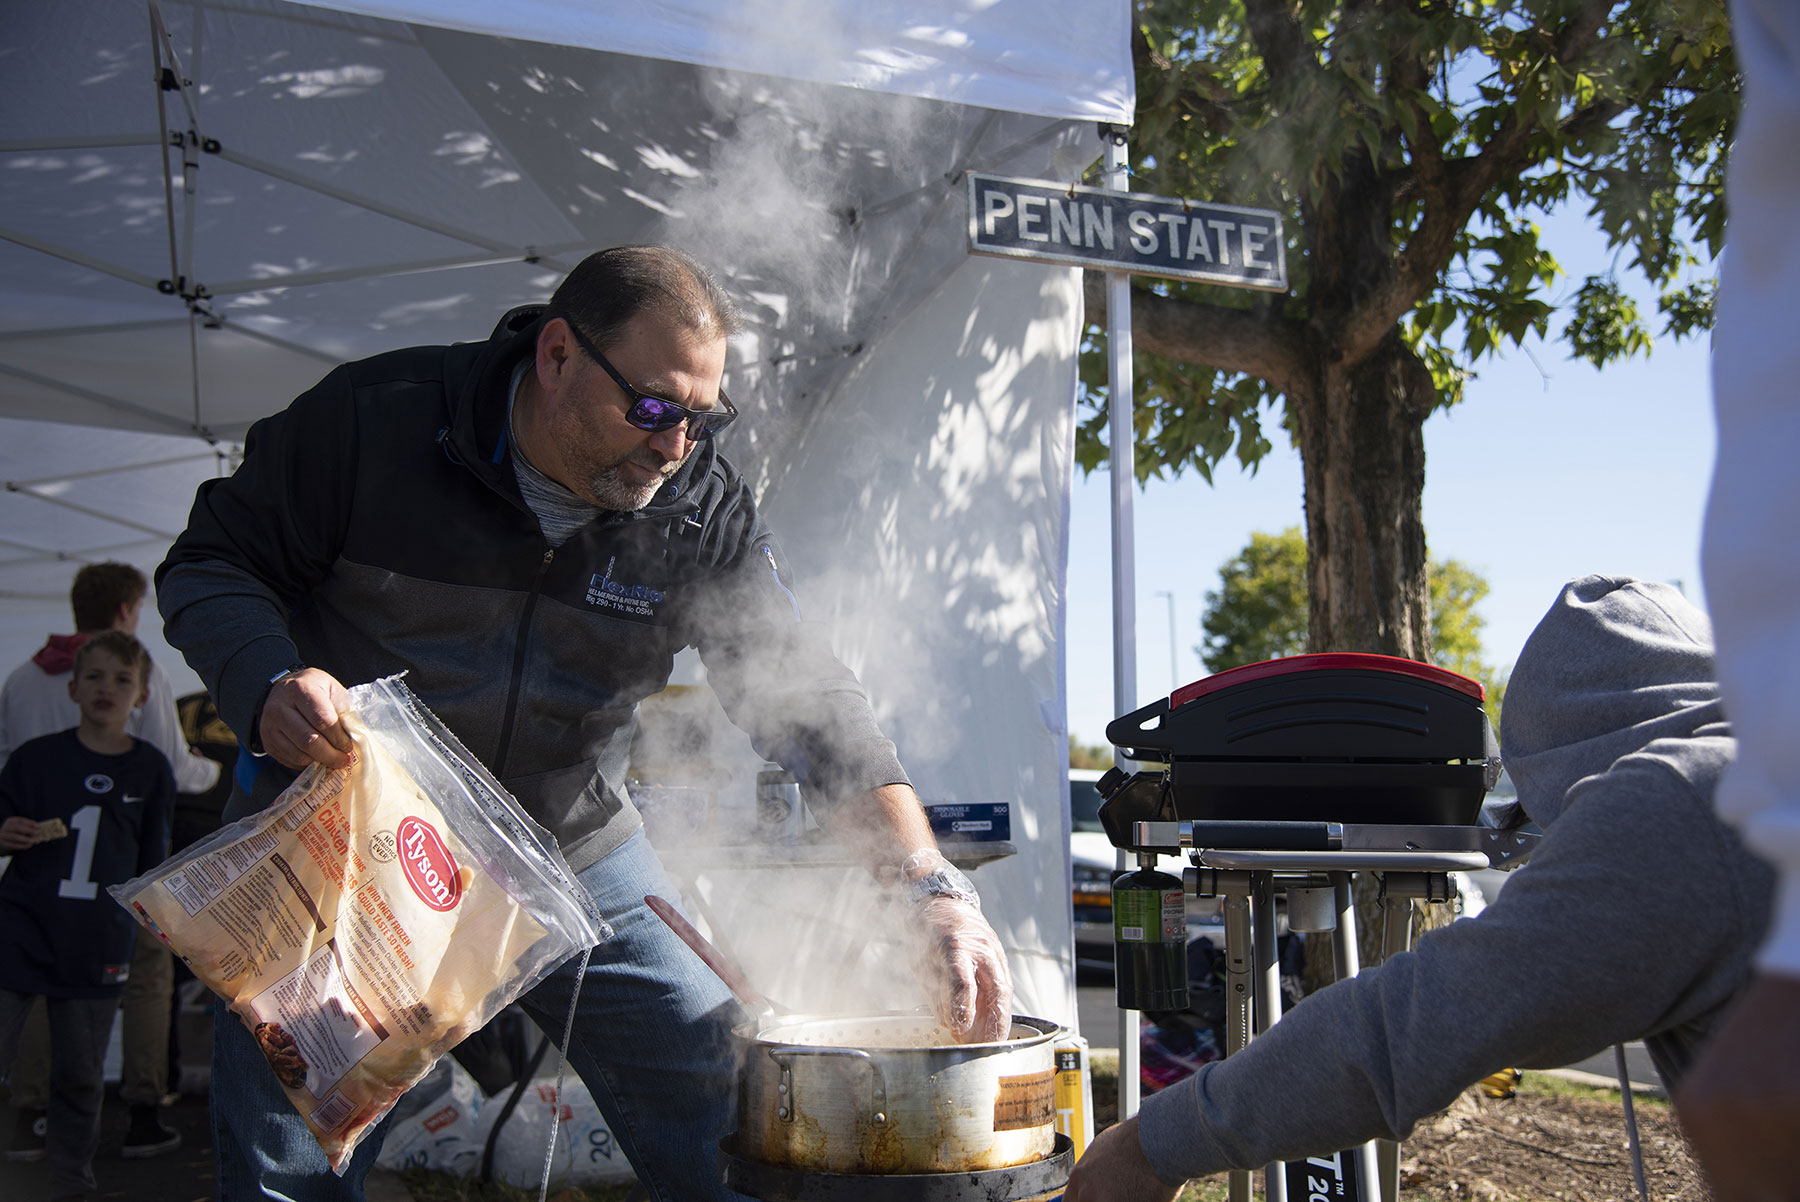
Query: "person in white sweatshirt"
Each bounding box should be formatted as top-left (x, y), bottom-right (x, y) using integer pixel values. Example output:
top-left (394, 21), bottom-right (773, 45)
top-left (0, 565), bottom-right (219, 793)
top-left (1677, 3), bottom-right (1800, 1197)
top-left (0, 561), bottom-right (218, 1162)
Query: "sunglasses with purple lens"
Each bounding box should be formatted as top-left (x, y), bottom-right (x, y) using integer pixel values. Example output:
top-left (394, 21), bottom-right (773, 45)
top-left (563, 320), bottom-right (737, 440)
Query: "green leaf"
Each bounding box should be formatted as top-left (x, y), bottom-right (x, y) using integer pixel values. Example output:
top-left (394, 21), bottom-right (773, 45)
top-left (1564, 276), bottom-right (1653, 366)
top-left (1201, 530), bottom-right (1507, 725)
top-left (1075, 0), bottom-right (1731, 538)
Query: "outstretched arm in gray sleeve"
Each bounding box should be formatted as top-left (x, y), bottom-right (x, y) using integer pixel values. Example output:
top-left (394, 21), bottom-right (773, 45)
top-left (1136, 760), bottom-right (1761, 1184)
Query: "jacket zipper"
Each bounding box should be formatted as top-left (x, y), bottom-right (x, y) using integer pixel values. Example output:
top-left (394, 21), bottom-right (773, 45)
top-left (763, 545), bottom-right (802, 622)
top-left (493, 546), bottom-right (554, 775)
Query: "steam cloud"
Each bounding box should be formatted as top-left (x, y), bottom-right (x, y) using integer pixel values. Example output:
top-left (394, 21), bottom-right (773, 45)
top-left (624, 63), bottom-right (973, 1028)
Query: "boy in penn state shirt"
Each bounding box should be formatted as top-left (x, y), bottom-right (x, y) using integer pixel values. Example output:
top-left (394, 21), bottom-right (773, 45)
top-left (0, 631), bottom-right (173, 1201)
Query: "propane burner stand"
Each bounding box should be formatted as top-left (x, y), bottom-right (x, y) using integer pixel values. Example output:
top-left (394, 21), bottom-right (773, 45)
top-left (1127, 822), bottom-right (1539, 1202)
top-left (718, 1134), bottom-right (1073, 1202)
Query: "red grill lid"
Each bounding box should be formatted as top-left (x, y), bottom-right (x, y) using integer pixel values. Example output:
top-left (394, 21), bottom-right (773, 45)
top-left (1170, 653), bottom-right (1485, 709)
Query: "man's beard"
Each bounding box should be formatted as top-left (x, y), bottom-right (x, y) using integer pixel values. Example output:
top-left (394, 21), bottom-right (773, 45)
top-left (588, 459), bottom-right (676, 511)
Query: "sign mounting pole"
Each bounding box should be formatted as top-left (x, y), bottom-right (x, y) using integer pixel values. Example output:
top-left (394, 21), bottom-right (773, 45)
top-left (1102, 125), bottom-right (1142, 1121)
top-left (963, 136), bottom-right (1288, 1130)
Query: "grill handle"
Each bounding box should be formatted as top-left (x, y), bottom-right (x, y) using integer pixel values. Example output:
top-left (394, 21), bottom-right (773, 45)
top-left (1185, 820), bottom-right (1342, 851)
top-left (1105, 696), bottom-right (1174, 758)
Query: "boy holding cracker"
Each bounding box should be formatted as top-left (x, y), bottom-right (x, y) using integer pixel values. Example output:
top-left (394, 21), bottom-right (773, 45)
top-left (0, 631), bottom-right (173, 1200)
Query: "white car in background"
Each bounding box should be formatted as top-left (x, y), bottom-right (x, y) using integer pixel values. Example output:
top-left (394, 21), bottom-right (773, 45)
top-left (1069, 768), bottom-right (1223, 976)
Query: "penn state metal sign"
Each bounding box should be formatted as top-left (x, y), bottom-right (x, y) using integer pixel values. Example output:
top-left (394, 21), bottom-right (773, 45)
top-left (966, 172), bottom-right (1287, 292)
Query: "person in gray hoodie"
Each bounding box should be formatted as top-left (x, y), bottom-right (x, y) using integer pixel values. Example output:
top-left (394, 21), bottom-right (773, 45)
top-left (1064, 575), bottom-right (1775, 1201)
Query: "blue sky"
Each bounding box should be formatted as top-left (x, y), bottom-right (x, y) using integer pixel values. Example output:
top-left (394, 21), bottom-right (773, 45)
top-left (1063, 207), bottom-right (1717, 746)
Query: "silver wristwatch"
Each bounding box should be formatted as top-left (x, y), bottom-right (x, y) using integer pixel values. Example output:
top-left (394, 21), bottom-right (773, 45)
top-left (901, 860), bottom-right (981, 909)
top-left (249, 663), bottom-right (309, 756)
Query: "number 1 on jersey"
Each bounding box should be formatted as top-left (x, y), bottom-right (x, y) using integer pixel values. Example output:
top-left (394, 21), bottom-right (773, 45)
top-left (58, 804), bottom-right (102, 900)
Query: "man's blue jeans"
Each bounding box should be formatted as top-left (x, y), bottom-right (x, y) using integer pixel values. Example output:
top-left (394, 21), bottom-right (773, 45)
top-left (209, 829), bottom-right (751, 1201)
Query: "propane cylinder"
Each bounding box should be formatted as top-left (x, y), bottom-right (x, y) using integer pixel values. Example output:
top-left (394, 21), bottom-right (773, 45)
top-left (1111, 865), bottom-right (1189, 1012)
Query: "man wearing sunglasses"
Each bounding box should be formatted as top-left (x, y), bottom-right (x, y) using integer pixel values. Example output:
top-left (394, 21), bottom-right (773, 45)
top-left (154, 245), bottom-right (1014, 1202)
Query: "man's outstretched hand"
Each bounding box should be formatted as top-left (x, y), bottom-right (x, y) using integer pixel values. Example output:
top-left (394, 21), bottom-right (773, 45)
top-left (842, 787), bottom-right (1016, 1045)
top-left (1064, 1116), bottom-right (1182, 1202)
top-left (1675, 972), bottom-right (1800, 1201)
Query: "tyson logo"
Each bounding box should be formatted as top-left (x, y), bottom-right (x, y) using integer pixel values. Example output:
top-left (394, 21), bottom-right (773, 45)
top-left (422, 1104), bottom-right (461, 1133)
top-left (397, 817), bottom-right (462, 912)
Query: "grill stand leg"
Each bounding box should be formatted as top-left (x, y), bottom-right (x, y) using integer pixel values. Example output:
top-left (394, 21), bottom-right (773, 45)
top-left (1218, 871), bottom-right (1290, 1202)
top-left (1211, 870), bottom-right (1424, 1202)
top-left (1373, 893), bottom-right (1418, 1202)
top-left (1251, 873), bottom-right (1288, 1202)
top-left (1333, 875), bottom-right (1385, 1200)
top-left (1222, 883), bottom-right (1254, 1202)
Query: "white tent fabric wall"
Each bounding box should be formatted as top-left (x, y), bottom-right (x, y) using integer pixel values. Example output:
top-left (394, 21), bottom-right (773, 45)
top-left (1, 0), bottom-right (1130, 1034)
top-left (669, 256), bottom-right (1084, 1027)
top-left (0, 417), bottom-right (218, 698)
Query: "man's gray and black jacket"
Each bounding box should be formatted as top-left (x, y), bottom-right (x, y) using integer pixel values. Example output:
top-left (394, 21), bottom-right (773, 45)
top-left (157, 305), bottom-right (909, 872)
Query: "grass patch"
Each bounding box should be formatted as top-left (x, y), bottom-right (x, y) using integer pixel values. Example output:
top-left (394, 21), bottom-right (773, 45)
top-left (1516, 1071), bottom-right (1670, 1107)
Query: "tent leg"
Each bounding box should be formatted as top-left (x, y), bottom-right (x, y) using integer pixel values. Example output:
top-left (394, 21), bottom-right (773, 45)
top-left (1102, 124), bottom-right (1141, 1124)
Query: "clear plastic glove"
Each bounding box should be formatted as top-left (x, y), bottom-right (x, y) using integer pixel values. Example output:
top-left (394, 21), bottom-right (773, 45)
top-left (907, 892), bottom-right (1014, 1044)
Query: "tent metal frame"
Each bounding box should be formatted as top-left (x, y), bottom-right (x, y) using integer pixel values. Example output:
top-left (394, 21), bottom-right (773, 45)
top-left (0, 0), bottom-right (596, 444)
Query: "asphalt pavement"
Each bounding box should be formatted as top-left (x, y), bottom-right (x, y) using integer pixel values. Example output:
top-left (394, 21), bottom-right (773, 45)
top-left (0, 1085), bottom-right (217, 1202)
top-left (0, 996), bottom-right (423, 1202)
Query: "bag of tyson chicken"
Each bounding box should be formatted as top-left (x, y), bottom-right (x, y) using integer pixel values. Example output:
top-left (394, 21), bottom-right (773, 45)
top-left (111, 675), bottom-right (607, 1173)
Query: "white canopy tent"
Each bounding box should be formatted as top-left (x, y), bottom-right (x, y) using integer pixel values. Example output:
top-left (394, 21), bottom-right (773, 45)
top-left (0, 0), bottom-right (1134, 1029)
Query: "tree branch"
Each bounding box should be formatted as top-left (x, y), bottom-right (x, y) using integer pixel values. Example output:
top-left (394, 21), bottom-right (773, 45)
top-left (1243, 0), bottom-right (1320, 84)
top-left (1388, 9), bottom-right (1444, 200)
top-left (1335, 0), bottom-right (1616, 359)
top-left (1557, 96), bottom-right (1631, 146)
top-left (1084, 272), bottom-right (1312, 399)
top-left (1452, 0), bottom-right (1613, 209)
top-left (1135, 25), bottom-right (1237, 136)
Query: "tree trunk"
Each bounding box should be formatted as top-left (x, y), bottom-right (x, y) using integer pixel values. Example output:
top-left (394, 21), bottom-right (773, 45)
top-left (1290, 330), bottom-right (1449, 990)
top-left (1292, 329), bottom-right (1435, 661)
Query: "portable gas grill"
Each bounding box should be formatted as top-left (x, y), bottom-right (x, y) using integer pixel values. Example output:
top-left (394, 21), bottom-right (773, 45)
top-left (1099, 654), bottom-right (1539, 1202)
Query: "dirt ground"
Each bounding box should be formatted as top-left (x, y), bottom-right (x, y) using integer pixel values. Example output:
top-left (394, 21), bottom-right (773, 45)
top-left (1394, 1079), bottom-right (1707, 1202)
top-left (1088, 1055), bottom-right (1707, 1202)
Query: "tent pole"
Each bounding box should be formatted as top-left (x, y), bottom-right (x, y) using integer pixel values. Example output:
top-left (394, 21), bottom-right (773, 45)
top-left (1102, 125), bottom-right (1141, 1121)
top-left (0, 361), bottom-right (206, 437)
top-left (147, 2), bottom-right (185, 292)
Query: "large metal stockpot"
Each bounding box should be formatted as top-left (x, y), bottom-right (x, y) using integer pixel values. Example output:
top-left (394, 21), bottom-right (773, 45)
top-left (734, 1013), bottom-right (1062, 1175)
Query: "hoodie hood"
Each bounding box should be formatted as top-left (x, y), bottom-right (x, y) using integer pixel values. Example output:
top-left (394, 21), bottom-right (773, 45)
top-left (1500, 575), bottom-right (1722, 828)
top-left (30, 631), bottom-right (86, 674)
